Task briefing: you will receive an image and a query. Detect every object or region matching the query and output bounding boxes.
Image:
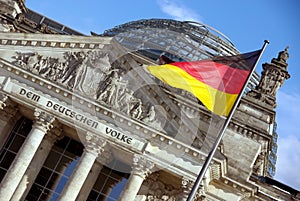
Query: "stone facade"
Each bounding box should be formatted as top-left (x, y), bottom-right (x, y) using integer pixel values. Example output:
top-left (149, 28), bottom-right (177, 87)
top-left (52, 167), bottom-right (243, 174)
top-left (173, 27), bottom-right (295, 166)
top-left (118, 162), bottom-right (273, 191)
top-left (0, 0), bottom-right (299, 200)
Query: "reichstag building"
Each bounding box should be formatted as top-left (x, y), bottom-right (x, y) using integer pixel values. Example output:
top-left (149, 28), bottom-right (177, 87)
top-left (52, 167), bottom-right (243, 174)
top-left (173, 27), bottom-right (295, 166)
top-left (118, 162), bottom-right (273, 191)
top-left (0, 0), bottom-right (299, 200)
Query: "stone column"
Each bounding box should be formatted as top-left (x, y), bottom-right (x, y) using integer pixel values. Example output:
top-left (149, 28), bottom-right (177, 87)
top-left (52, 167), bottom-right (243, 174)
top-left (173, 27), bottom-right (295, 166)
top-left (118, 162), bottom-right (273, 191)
top-left (76, 149), bottom-right (112, 201)
top-left (118, 154), bottom-right (154, 201)
top-left (0, 94), bottom-right (19, 150)
top-left (0, 109), bottom-right (54, 201)
top-left (59, 133), bottom-right (107, 201)
top-left (11, 123), bottom-right (62, 201)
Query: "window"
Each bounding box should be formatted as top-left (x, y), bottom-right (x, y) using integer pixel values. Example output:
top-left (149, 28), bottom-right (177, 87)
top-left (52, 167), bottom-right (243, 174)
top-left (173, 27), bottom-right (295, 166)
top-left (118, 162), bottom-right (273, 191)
top-left (25, 137), bottom-right (83, 201)
top-left (87, 160), bottom-right (129, 201)
top-left (0, 117), bottom-right (32, 182)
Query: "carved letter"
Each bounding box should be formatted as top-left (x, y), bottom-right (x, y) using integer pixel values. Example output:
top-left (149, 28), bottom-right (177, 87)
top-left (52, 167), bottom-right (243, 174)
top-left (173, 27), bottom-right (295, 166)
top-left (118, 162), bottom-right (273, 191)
top-left (19, 88), bottom-right (26, 95)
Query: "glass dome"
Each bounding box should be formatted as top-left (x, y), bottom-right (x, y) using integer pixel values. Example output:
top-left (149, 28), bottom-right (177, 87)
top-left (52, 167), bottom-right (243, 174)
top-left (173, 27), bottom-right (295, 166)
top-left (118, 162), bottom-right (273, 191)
top-left (100, 19), bottom-right (240, 62)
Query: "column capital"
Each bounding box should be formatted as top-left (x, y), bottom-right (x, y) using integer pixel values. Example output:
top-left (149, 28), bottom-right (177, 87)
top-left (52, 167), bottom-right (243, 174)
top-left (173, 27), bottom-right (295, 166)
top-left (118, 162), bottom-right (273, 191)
top-left (0, 93), bottom-right (8, 110)
top-left (181, 177), bottom-right (193, 189)
top-left (179, 177), bottom-right (194, 198)
top-left (44, 121), bottom-right (63, 143)
top-left (132, 154), bottom-right (154, 179)
top-left (33, 109), bottom-right (55, 133)
top-left (85, 132), bottom-right (107, 157)
top-left (0, 94), bottom-right (18, 118)
top-left (97, 148), bottom-right (112, 165)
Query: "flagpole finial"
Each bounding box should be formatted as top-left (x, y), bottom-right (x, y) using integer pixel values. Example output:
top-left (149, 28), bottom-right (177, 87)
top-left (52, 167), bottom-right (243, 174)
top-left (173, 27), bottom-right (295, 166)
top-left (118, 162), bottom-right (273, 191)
top-left (264, 40), bottom-right (270, 44)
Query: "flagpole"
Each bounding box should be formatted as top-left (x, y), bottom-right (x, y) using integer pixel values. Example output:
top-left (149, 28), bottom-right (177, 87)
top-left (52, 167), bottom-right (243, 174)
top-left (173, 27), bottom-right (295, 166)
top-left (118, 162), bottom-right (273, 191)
top-left (186, 40), bottom-right (269, 201)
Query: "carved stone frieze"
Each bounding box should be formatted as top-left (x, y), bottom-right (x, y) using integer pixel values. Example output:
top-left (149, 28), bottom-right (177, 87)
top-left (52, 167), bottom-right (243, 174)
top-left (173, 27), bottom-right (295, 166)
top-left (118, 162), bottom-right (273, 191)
top-left (11, 50), bottom-right (161, 126)
top-left (74, 51), bottom-right (113, 97)
top-left (12, 51), bottom-right (86, 88)
top-left (97, 69), bottom-right (161, 126)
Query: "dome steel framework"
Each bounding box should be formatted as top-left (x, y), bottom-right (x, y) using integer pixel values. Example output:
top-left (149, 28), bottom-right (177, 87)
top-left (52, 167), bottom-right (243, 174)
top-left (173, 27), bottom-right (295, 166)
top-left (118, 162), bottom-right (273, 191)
top-left (100, 19), bottom-right (240, 61)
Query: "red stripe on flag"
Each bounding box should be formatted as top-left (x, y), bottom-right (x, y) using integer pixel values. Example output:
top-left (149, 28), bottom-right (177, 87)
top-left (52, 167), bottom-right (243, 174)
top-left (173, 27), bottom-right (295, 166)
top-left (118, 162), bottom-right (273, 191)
top-left (169, 60), bottom-right (250, 94)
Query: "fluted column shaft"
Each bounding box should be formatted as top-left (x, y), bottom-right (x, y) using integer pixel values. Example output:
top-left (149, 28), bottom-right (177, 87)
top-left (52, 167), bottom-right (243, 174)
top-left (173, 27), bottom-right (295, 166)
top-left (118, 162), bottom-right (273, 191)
top-left (59, 150), bottom-right (98, 201)
top-left (76, 162), bottom-right (103, 201)
top-left (0, 109), bottom-right (54, 201)
top-left (76, 148), bottom-right (112, 201)
top-left (11, 124), bottom-right (62, 201)
top-left (118, 154), bottom-right (154, 201)
top-left (59, 133), bottom-right (107, 201)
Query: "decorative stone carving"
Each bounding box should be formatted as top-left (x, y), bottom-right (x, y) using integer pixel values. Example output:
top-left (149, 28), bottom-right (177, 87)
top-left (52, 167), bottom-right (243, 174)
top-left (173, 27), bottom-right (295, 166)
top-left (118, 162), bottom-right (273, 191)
top-left (247, 47), bottom-right (290, 108)
top-left (12, 51), bottom-right (162, 127)
top-left (178, 177), bottom-right (193, 200)
top-left (44, 121), bottom-right (63, 143)
top-left (74, 51), bottom-right (116, 97)
top-left (83, 132), bottom-right (113, 166)
top-left (12, 51), bottom-right (86, 88)
top-left (132, 154), bottom-right (154, 179)
top-left (97, 71), bottom-right (127, 106)
top-left (33, 109), bottom-right (55, 133)
top-left (274, 46), bottom-right (289, 64)
top-left (0, 93), bottom-right (18, 119)
top-left (142, 172), bottom-right (181, 201)
top-left (84, 132), bottom-right (112, 165)
top-left (0, 92), bottom-right (8, 110)
top-left (253, 152), bottom-right (265, 175)
top-left (0, 22), bottom-right (16, 32)
top-left (97, 69), bottom-right (162, 126)
top-left (14, 14), bottom-right (38, 30)
top-left (210, 164), bottom-right (221, 180)
top-left (85, 132), bottom-right (107, 157)
top-left (194, 184), bottom-right (207, 201)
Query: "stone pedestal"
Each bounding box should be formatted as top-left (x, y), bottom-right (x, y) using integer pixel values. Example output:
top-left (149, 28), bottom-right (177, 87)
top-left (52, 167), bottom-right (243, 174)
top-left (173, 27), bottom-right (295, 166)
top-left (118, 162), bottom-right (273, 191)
top-left (0, 109), bottom-right (54, 201)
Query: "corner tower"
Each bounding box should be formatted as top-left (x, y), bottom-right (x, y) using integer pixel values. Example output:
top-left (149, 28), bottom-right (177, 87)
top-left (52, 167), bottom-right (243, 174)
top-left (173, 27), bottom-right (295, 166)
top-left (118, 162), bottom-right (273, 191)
top-left (245, 47), bottom-right (290, 177)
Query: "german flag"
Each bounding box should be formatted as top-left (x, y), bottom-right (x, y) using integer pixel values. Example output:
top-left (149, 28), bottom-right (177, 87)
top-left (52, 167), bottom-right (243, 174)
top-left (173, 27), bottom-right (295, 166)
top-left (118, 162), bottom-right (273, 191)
top-left (147, 50), bottom-right (261, 116)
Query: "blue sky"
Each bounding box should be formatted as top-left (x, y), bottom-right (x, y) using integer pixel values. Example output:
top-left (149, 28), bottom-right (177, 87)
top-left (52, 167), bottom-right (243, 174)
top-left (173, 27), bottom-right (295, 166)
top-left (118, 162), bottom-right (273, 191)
top-left (26, 0), bottom-right (300, 189)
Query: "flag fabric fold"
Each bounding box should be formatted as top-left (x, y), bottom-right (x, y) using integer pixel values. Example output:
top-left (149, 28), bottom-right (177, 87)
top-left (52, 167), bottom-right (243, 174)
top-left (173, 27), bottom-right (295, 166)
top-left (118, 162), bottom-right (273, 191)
top-left (147, 50), bottom-right (261, 116)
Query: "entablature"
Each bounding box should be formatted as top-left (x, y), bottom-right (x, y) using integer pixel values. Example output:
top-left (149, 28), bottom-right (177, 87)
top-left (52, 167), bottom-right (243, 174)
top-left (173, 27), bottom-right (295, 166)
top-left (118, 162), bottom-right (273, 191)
top-left (0, 54), bottom-right (226, 183)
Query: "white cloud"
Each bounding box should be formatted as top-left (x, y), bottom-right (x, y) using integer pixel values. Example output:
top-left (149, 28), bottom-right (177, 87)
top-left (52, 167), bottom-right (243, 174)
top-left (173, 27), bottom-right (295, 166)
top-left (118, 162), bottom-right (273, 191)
top-left (157, 0), bottom-right (202, 22)
top-left (275, 135), bottom-right (300, 189)
top-left (274, 90), bottom-right (300, 189)
top-left (276, 91), bottom-right (300, 136)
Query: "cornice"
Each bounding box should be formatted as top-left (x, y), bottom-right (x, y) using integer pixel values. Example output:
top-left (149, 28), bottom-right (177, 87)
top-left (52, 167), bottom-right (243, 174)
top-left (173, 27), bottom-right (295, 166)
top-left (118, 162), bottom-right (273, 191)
top-left (0, 32), bottom-right (110, 49)
top-left (211, 176), bottom-right (257, 199)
